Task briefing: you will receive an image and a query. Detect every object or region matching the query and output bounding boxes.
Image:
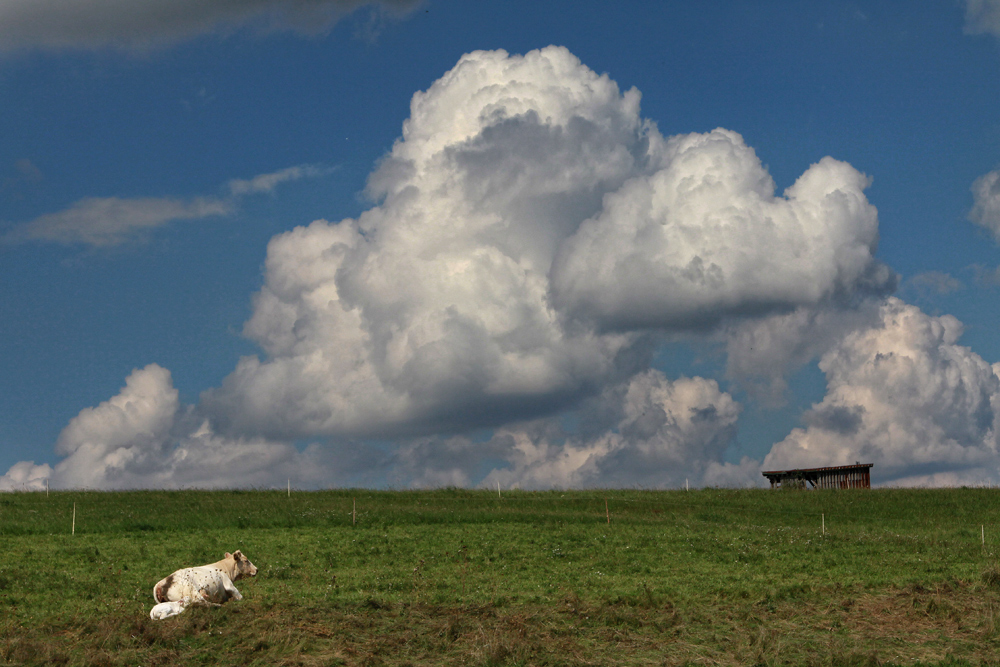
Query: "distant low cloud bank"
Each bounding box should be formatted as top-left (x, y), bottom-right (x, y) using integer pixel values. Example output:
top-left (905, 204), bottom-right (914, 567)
top-left (765, 298), bottom-right (1000, 487)
top-left (0, 364), bottom-right (338, 491)
top-left (8, 46), bottom-right (1000, 491)
top-left (0, 0), bottom-right (421, 52)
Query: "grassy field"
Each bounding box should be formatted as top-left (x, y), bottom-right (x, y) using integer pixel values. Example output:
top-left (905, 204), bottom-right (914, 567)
top-left (2, 488), bottom-right (1000, 666)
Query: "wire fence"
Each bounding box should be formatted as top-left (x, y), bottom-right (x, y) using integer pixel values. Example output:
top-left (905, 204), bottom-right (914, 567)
top-left (3, 487), bottom-right (1000, 541)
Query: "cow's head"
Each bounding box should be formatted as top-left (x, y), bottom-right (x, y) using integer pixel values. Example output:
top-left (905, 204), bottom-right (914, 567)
top-left (226, 550), bottom-right (258, 580)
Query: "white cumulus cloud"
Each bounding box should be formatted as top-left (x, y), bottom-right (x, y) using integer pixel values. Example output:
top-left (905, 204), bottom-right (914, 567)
top-left (202, 46), bottom-right (889, 443)
top-left (764, 298), bottom-right (1000, 485)
top-left (387, 369), bottom-right (754, 490)
top-left (724, 303), bottom-right (883, 406)
top-left (5, 46), bottom-right (901, 489)
top-left (228, 164), bottom-right (332, 196)
top-left (0, 461), bottom-right (52, 491)
top-left (4, 364), bottom-right (350, 490)
top-left (552, 143), bottom-right (890, 331)
top-left (477, 370), bottom-right (748, 490)
top-left (2, 366), bottom-right (752, 490)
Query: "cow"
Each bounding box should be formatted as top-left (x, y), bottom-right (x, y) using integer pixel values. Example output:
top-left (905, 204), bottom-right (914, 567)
top-left (150, 550), bottom-right (258, 620)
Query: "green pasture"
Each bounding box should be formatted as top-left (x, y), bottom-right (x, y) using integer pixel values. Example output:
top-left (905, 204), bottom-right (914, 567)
top-left (2, 488), bottom-right (1000, 666)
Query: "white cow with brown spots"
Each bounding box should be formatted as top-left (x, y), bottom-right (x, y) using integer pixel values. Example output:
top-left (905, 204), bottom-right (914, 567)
top-left (150, 550), bottom-right (257, 620)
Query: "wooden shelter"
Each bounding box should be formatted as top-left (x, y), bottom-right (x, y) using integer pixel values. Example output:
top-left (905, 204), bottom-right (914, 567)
top-left (761, 463), bottom-right (873, 489)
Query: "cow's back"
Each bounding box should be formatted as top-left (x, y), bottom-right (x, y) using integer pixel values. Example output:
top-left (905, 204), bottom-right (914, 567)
top-left (154, 566), bottom-right (235, 604)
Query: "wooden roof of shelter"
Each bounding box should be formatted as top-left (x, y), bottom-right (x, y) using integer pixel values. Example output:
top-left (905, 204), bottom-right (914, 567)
top-left (761, 463), bottom-right (873, 489)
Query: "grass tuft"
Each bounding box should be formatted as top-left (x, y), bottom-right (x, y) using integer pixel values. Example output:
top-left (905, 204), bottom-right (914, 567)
top-left (982, 561), bottom-right (1000, 590)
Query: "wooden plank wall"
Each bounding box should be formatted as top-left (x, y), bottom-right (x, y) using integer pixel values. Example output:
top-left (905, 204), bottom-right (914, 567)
top-left (764, 467), bottom-right (871, 489)
top-left (812, 469), bottom-right (870, 489)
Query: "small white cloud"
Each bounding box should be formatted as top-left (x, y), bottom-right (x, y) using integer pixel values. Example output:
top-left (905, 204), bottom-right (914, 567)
top-left (13, 159), bottom-right (43, 181)
top-left (1, 159), bottom-right (44, 200)
top-left (973, 264), bottom-right (1000, 287)
top-left (3, 195), bottom-right (230, 247)
top-left (3, 162), bottom-right (326, 248)
top-left (971, 170), bottom-right (1000, 240)
top-left (227, 164), bottom-right (331, 197)
top-left (0, 364), bottom-right (351, 490)
top-left (0, 0), bottom-right (422, 52)
top-left (964, 0), bottom-right (1000, 37)
top-left (702, 457), bottom-right (765, 488)
top-left (0, 461), bottom-right (52, 491)
top-left (906, 271), bottom-right (963, 296)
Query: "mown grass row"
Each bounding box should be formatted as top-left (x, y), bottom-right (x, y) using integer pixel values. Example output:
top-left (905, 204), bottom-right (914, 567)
top-left (3, 488), bottom-right (1000, 665)
top-left (4, 487), bottom-right (1000, 534)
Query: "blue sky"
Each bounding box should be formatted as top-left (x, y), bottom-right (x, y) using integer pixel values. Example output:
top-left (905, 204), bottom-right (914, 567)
top-left (2, 0), bottom-right (1000, 490)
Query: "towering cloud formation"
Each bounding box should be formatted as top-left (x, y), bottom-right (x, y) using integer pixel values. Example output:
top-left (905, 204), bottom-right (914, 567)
top-left (765, 298), bottom-right (1000, 486)
top-left (3, 46), bottom-right (898, 489)
top-left (203, 46), bottom-right (889, 444)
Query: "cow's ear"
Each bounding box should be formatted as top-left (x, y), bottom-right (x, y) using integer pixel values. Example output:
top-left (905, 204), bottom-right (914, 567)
top-left (225, 552), bottom-right (232, 559)
top-left (234, 550), bottom-right (243, 560)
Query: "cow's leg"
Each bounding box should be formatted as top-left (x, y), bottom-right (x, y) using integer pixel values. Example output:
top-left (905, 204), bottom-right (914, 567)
top-left (153, 574), bottom-right (173, 603)
top-left (225, 582), bottom-right (243, 601)
top-left (191, 590), bottom-right (223, 607)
